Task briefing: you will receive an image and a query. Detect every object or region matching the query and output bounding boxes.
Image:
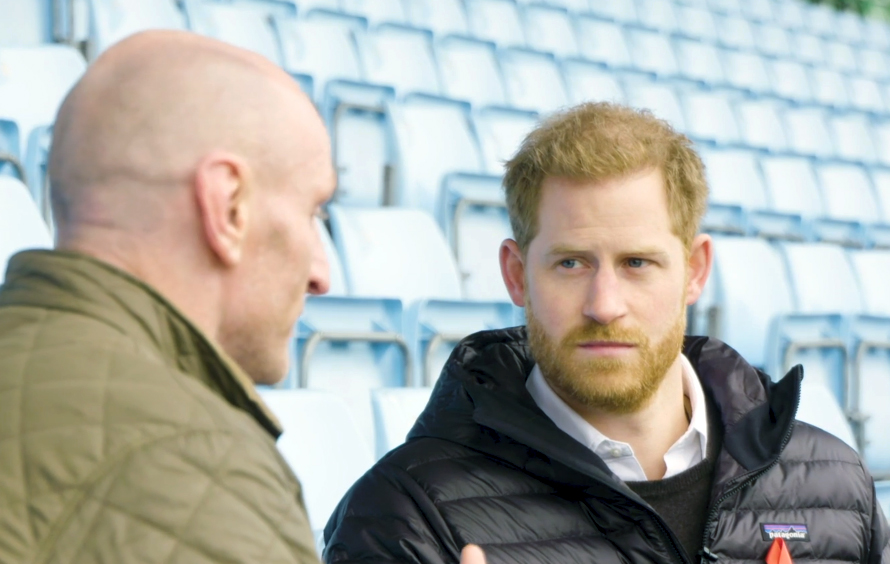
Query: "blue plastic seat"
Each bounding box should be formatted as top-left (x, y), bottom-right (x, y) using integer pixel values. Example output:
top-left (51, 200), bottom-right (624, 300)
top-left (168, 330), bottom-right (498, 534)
top-left (340, 0), bottom-right (406, 24)
top-left (624, 81), bottom-right (686, 132)
top-left (0, 176), bottom-right (52, 282)
top-left (735, 99), bottom-right (789, 153)
top-left (859, 48), bottom-right (889, 82)
top-left (473, 106), bottom-right (538, 175)
top-left (402, 0), bottom-right (469, 36)
top-left (829, 113), bottom-right (878, 165)
top-left (88, 0), bottom-right (186, 56)
top-left (435, 36), bottom-right (506, 108)
top-left (626, 28), bottom-right (679, 78)
top-left (636, 0), bottom-right (679, 34)
top-left (521, 5), bottom-right (578, 58)
top-left (793, 32), bottom-right (826, 66)
top-left (783, 107), bottom-right (836, 159)
top-left (675, 5), bottom-right (718, 42)
top-left (498, 48), bottom-right (568, 114)
top-left (758, 155), bottom-right (825, 240)
top-left (835, 11), bottom-right (864, 45)
top-left (803, 3), bottom-right (837, 39)
top-left (698, 148), bottom-right (769, 234)
top-left (674, 40), bottom-right (725, 86)
top-left (810, 68), bottom-right (851, 110)
top-left (741, 0), bottom-right (774, 22)
top-left (0, 0), bottom-right (52, 45)
top-left (586, 0), bottom-right (637, 23)
top-left (185, 0), bottom-right (289, 65)
top-left (755, 24), bottom-right (793, 59)
top-left (721, 50), bottom-right (772, 95)
top-left (371, 387), bottom-right (433, 458)
top-left (574, 17), bottom-right (632, 69)
top-left (356, 24), bottom-right (440, 97)
top-left (865, 19), bottom-right (890, 50)
top-left (849, 77), bottom-right (886, 116)
top-left (682, 91), bottom-right (740, 146)
top-left (815, 164), bottom-right (882, 231)
top-left (768, 59), bottom-right (813, 104)
top-left (824, 41), bottom-right (859, 74)
top-left (466, 0), bottom-right (526, 48)
top-left (774, 1), bottom-right (806, 30)
top-left (561, 60), bottom-right (625, 105)
top-left (707, 0), bottom-right (742, 16)
top-left (716, 14), bottom-right (756, 51)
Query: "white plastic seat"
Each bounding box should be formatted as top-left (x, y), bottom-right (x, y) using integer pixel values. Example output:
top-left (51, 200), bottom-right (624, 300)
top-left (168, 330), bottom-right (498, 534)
top-left (824, 41), bottom-right (859, 74)
top-left (815, 164), bottom-right (881, 225)
top-left (561, 60), bottom-right (625, 105)
top-left (849, 77), bottom-right (886, 115)
top-left (835, 11), bottom-right (864, 45)
top-left (707, 0), bottom-right (742, 16)
top-left (0, 0), bottom-right (52, 45)
top-left (735, 100), bottom-right (789, 153)
top-left (340, 0), bottom-right (406, 24)
top-left (0, 176), bottom-right (52, 282)
top-left (741, 0), bottom-right (774, 22)
top-left (371, 387), bottom-right (433, 458)
top-left (453, 202), bottom-right (513, 301)
top-left (810, 68), bottom-right (850, 109)
top-left (682, 91), bottom-right (740, 145)
top-left (793, 32), bottom-right (825, 66)
top-left (436, 36), bottom-right (507, 108)
top-left (865, 19), bottom-right (890, 50)
top-left (627, 28), bottom-right (679, 78)
top-left (574, 17), bottom-right (632, 69)
top-left (387, 96), bottom-right (484, 216)
top-left (257, 389), bottom-right (375, 535)
top-left (473, 106), bottom-right (538, 175)
top-left (804, 3), bottom-right (836, 39)
top-left (624, 82), bottom-right (686, 132)
top-left (768, 59), bottom-right (813, 104)
top-left (859, 49), bottom-right (890, 81)
top-left (674, 40), bottom-right (725, 86)
top-left (186, 1), bottom-right (285, 65)
top-left (498, 49), bottom-right (569, 114)
top-left (521, 5), bottom-right (578, 58)
top-left (850, 250), bottom-right (890, 316)
top-left (872, 169), bottom-right (890, 222)
top-left (722, 50), bottom-right (772, 95)
top-left (636, 0), bottom-right (678, 34)
top-left (88, 0), bottom-right (186, 56)
top-left (783, 108), bottom-right (835, 159)
top-left (774, 1), bottom-right (806, 30)
top-left (795, 382), bottom-right (858, 451)
top-left (699, 148), bottom-right (769, 211)
top-left (716, 15), bottom-right (756, 51)
top-left (675, 5), bottom-right (718, 42)
top-left (466, 0), bottom-right (526, 48)
top-left (403, 0), bottom-right (469, 36)
top-left (586, 0), bottom-right (637, 23)
top-left (316, 219), bottom-right (347, 296)
top-left (829, 114), bottom-right (878, 164)
top-left (755, 24), bottom-right (793, 59)
top-left (871, 122), bottom-right (890, 166)
top-left (357, 25), bottom-right (440, 97)
top-left (760, 156), bottom-right (825, 219)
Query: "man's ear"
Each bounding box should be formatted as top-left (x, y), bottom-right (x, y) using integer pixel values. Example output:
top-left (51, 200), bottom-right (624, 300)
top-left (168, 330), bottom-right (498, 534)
top-left (194, 151), bottom-right (252, 267)
top-left (500, 239), bottom-right (527, 307)
top-left (685, 233), bottom-right (713, 306)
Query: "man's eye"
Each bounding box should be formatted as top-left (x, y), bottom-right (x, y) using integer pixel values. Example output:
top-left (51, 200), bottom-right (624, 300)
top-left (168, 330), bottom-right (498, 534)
top-left (627, 258), bottom-right (647, 268)
top-left (560, 259), bottom-right (579, 269)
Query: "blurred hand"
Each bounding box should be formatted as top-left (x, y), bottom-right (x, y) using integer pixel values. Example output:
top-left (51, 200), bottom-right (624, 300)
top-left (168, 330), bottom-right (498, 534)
top-left (460, 544), bottom-right (487, 564)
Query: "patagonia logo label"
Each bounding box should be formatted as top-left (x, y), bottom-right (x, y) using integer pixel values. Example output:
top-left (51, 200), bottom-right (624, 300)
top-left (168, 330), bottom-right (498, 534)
top-left (761, 523), bottom-right (810, 542)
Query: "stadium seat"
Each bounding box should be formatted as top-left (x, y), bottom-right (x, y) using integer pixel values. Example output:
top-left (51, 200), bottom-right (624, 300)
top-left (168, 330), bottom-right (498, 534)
top-left (824, 41), bottom-right (859, 74)
top-left (673, 40), bottom-right (726, 86)
top-left (0, 46), bottom-right (86, 157)
top-left (698, 148), bottom-right (769, 234)
top-left (561, 60), bottom-right (626, 105)
top-left (755, 24), bottom-right (793, 59)
top-left (849, 77), bottom-right (886, 116)
top-left (768, 59), bottom-right (814, 104)
top-left (835, 11), bottom-right (864, 45)
top-left (257, 389), bottom-right (375, 536)
top-left (795, 381), bottom-right (858, 451)
top-left (829, 114), bottom-right (878, 164)
top-left (783, 107), bottom-right (835, 159)
top-left (371, 387), bottom-right (433, 458)
top-left (849, 250), bottom-right (890, 316)
top-left (741, 0), bottom-right (774, 22)
top-left (473, 106), bottom-right (538, 175)
top-left (871, 170), bottom-right (890, 222)
top-left (0, 176), bottom-right (52, 282)
top-left (865, 19), bottom-right (890, 50)
top-left (810, 68), bottom-right (851, 110)
top-left (759, 155), bottom-right (825, 239)
top-left (793, 32), bottom-right (825, 66)
top-left (804, 3), bottom-right (836, 39)
top-left (682, 91), bottom-right (740, 146)
top-left (860, 49), bottom-right (890, 81)
top-left (624, 81), bottom-right (686, 132)
top-left (340, 0), bottom-right (406, 24)
top-left (716, 15), bottom-right (756, 52)
top-left (387, 95), bottom-right (484, 216)
top-left (707, 0), bottom-right (742, 16)
top-left (521, 5), bottom-right (578, 58)
top-left (586, 0), bottom-right (637, 23)
top-left (356, 24), bottom-right (440, 97)
top-left (402, 0), bottom-right (468, 37)
top-left (184, 0), bottom-right (288, 65)
top-left (0, 119), bottom-right (22, 182)
top-left (0, 0), bottom-right (52, 45)
top-left (466, 0), bottom-right (526, 48)
top-left (87, 0), bottom-right (186, 56)
top-left (435, 36), bottom-right (506, 108)
top-left (498, 49), bottom-right (569, 114)
top-left (636, 0), bottom-right (678, 34)
top-left (735, 99), bottom-right (789, 153)
top-left (450, 199), bottom-right (512, 301)
top-left (774, 1), bottom-right (806, 30)
top-left (675, 5), bottom-right (718, 43)
top-left (722, 50), bottom-right (772, 95)
top-left (274, 13), bottom-right (364, 103)
top-left (626, 28), bottom-right (679, 79)
top-left (815, 164), bottom-right (882, 235)
top-left (574, 17), bottom-right (633, 70)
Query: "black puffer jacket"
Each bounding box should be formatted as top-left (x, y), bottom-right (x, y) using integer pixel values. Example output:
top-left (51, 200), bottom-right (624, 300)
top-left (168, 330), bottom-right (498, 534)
top-left (324, 328), bottom-right (890, 564)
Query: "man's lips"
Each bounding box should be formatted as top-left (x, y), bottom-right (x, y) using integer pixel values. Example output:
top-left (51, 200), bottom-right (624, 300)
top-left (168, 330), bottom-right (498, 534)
top-left (576, 341), bottom-right (638, 356)
top-left (577, 341), bottom-right (636, 348)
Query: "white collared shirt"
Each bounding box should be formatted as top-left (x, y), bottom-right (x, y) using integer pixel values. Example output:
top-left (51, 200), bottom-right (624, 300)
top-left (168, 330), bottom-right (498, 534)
top-left (526, 354), bottom-right (709, 482)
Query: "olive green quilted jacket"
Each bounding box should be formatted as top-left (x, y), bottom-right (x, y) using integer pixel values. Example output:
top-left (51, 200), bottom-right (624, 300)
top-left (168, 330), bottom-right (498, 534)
top-left (0, 250), bottom-right (319, 564)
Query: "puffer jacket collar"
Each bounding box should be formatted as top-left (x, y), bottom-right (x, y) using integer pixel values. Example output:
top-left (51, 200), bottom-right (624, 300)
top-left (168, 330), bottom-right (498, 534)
top-left (0, 250), bottom-right (283, 437)
top-left (410, 326), bottom-right (803, 501)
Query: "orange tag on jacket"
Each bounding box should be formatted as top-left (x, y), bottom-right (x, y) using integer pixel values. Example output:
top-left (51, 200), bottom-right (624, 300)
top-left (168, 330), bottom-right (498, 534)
top-left (765, 538), bottom-right (794, 564)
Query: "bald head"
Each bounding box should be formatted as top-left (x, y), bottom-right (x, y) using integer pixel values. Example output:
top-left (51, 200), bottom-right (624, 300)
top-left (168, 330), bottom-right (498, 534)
top-left (49, 30), bottom-right (324, 233)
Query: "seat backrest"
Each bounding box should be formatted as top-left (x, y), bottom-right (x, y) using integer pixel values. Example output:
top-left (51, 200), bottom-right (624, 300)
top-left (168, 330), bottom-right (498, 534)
top-left (795, 380), bottom-right (858, 451)
top-left (636, 0), bottom-right (678, 33)
top-left (699, 149), bottom-right (769, 210)
top-left (871, 169), bottom-right (890, 223)
top-left (709, 0), bottom-right (742, 16)
top-left (860, 49), bottom-right (889, 81)
top-left (624, 82), bottom-right (686, 132)
top-left (521, 5), bottom-right (578, 58)
top-left (865, 19), bottom-right (890, 50)
top-left (717, 14), bottom-right (756, 51)
top-left (721, 50), bottom-right (771, 95)
top-left (275, 15), bottom-right (363, 101)
top-left (742, 0), bottom-right (774, 22)
top-left (473, 106), bottom-right (538, 175)
top-left (371, 387), bottom-right (433, 458)
top-left (849, 77), bottom-right (886, 115)
top-left (316, 218), bottom-right (347, 296)
top-left (340, 0), bottom-right (406, 24)
top-left (388, 96), bottom-right (484, 214)
top-left (829, 114), bottom-right (877, 164)
top-left (187, 1), bottom-right (284, 65)
top-left (815, 163), bottom-right (880, 224)
top-left (835, 11), bottom-right (864, 44)
top-left (330, 205), bottom-right (463, 303)
top-left (626, 28), bottom-right (679, 78)
top-left (768, 59), bottom-right (813, 104)
top-left (824, 41), bottom-right (858, 73)
top-left (708, 235), bottom-right (796, 368)
top-left (498, 49), bottom-right (568, 114)
top-left (783, 108), bottom-right (835, 159)
top-left (760, 156), bottom-right (825, 217)
top-left (358, 24), bottom-right (439, 97)
top-left (0, 176), bottom-right (52, 282)
top-left (849, 249), bottom-right (890, 316)
top-left (780, 242), bottom-right (863, 314)
top-left (574, 17), bottom-right (632, 69)
top-left (403, 0), bottom-right (468, 36)
top-left (257, 389), bottom-right (374, 533)
top-left (0, 0), bottom-right (51, 45)
top-left (454, 199), bottom-right (512, 301)
top-left (755, 23), bottom-right (792, 59)
top-left (794, 32), bottom-right (825, 66)
top-left (586, 0), bottom-right (637, 23)
top-left (775, 1), bottom-right (806, 30)
top-left (736, 100), bottom-right (789, 152)
top-left (683, 91), bottom-right (739, 145)
top-left (674, 39), bottom-right (724, 86)
top-left (436, 36), bottom-right (506, 108)
top-left (804, 3), bottom-right (836, 38)
top-left (466, 0), bottom-right (526, 48)
top-left (676, 5), bottom-right (718, 42)
top-left (89, 0), bottom-right (185, 55)
top-left (810, 68), bottom-right (850, 109)
top-left (874, 122), bottom-right (890, 169)
top-left (561, 60), bottom-right (625, 105)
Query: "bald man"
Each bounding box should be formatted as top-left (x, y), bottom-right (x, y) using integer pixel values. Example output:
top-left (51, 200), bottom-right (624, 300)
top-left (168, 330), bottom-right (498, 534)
top-left (0, 31), bottom-right (333, 563)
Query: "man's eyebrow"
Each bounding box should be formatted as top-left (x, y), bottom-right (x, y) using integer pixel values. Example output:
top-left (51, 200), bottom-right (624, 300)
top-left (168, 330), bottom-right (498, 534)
top-left (544, 245), bottom-right (671, 258)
